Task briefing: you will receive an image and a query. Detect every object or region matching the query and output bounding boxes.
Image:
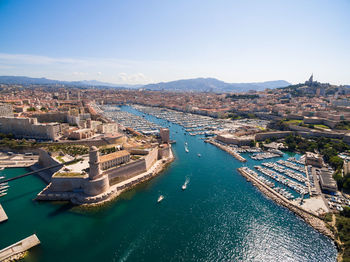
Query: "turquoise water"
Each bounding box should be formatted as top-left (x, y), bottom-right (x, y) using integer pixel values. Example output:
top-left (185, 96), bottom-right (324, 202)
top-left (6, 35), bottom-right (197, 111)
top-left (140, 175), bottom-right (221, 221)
top-left (0, 106), bottom-right (337, 262)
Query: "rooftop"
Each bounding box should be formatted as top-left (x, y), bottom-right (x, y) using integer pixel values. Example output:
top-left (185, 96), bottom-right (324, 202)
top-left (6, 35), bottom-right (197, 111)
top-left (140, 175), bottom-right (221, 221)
top-left (100, 150), bottom-right (130, 162)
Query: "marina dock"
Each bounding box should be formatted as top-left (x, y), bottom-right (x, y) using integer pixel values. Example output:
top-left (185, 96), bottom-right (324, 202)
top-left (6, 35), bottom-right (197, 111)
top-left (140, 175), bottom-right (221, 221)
top-left (206, 139), bottom-right (247, 162)
top-left (0, 204), bottom-right (8, 223)
top-left (0, 234), bottom-right (40, 261)
top-left (237, 167), bottom-right (334, 239)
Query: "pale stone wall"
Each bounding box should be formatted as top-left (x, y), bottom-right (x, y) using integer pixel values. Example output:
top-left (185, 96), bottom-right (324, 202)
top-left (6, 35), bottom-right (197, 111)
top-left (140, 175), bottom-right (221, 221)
top-left (33, 112), bottom-right (68, 123)
top-left (0, 117), bottom-right (60, 140)
top-left (144, 147), bottom-right (158, 170)
top-left (106, 159), bottom-right (147, 185)
top-left (83, 175), bottom-right (109, 196)
top-left (38, 149), bottom-right (61, 173)
top-left (255, 131), bottom-right (292, 141)
top-left (158, 146), bottom-right (170, 159)
top-left (50, 176), bottom-right (87, 192)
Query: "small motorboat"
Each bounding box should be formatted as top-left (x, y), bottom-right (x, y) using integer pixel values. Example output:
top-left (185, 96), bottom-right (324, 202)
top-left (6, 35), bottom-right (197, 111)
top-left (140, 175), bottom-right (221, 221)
top-left (0, 185), bottom-right (9, 190)
top-left (182, 178), bottom-right (189, 190)
top-left (197, 154), bottom-right (201, 157)
top-left (157, 195), bottom-right (164, 203)
top-left (0, 192), bottom-right (7, 197)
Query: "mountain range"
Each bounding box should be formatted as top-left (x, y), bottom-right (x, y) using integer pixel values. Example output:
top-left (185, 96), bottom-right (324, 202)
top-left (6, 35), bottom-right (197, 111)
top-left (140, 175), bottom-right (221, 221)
top-left (0, 75), bottom-right (290, 92)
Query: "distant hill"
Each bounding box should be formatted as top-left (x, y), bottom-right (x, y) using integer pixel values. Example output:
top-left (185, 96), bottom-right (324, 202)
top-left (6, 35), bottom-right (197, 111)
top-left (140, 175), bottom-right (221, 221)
top-left (0, 75), bottom-right (290, 92)
top-left (0, 76), bottom-right (141, 88)
top-left (142, 78), bottom-right (290, 92)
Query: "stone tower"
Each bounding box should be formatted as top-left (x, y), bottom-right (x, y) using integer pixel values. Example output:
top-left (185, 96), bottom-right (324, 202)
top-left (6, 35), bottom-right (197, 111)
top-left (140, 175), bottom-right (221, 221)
top-left (159, 128), bottom-right (170, 143)
top-left (89, 146), bottom-right (101, 180)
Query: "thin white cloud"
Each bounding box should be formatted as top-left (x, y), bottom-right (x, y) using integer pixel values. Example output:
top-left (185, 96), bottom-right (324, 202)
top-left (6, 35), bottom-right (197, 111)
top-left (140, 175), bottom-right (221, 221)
top-left (0, 53), bottom-right (160, 84)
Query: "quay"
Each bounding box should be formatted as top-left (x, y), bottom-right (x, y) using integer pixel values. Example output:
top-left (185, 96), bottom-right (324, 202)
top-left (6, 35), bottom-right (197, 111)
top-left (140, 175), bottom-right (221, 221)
top-left (206, 139), bottom-right (246, 162)
top-left (0, 152), bottom-right (39, 168)
top-left (0, 204), bottom-right (8, 223)
top-left (0, 234), bottom-right (40, 261)
top-left (237, 167), bottom-right (334, 240)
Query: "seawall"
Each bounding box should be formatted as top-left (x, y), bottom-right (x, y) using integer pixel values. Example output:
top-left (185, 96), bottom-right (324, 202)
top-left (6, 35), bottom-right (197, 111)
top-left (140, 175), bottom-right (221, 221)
top-left (0, 234), bottom-right (40, 262)
top-left (206, 139), bottom-right (246, 162)
top-left (237, 167), bottom-right (334, 240)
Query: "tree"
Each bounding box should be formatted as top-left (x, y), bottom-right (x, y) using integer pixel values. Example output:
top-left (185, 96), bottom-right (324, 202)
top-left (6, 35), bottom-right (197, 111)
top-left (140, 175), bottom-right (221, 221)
top-left (329, 155), bottom-right (343, 169)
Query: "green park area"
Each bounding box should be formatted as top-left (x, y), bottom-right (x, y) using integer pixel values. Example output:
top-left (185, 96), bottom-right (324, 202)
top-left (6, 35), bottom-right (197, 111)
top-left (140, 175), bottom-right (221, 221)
top-left (54, 172), bottom-right (84, 177)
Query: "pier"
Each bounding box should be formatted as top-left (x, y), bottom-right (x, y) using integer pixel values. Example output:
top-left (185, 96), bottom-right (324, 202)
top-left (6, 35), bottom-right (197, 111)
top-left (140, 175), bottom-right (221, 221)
top-left (0, 234), bottom-right (40, 261)
top-left (206, 140), bottom-right (246, 162)
top-left (0, 152), bottom-right (39, 168)
top-left (0, 158), bottom-right (79, 184)
top-left (0, 204), bottom-right (8, 223)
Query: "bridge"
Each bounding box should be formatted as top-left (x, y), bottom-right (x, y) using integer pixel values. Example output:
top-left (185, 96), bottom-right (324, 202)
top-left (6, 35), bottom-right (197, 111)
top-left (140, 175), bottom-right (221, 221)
top-left (0, 159), bottom-right (80, 184)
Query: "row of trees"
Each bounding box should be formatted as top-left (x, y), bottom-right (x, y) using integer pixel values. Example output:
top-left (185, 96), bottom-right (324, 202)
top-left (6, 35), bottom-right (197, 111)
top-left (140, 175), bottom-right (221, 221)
top-left (283, 134), bottom-right (350, 190)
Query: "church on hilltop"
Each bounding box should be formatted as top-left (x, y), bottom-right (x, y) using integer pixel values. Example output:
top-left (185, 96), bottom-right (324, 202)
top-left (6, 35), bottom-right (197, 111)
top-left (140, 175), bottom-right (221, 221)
top-left (305, 74), bottom-right (314, 86)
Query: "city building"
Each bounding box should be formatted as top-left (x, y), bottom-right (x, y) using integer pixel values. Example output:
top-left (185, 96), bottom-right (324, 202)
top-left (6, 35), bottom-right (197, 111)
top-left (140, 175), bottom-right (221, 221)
top-left (0, 116), bottom-right (60, 140)
top-left (0, 103), bottom-right (13, 117)
top-left (216, 133), bottom-right (254, 146)
top-left (319, 168), bottom-right (338, 192)
top-left (99, 150), bottom-right (130, 170)
top-left (305, 152), bottom-right (324, 167)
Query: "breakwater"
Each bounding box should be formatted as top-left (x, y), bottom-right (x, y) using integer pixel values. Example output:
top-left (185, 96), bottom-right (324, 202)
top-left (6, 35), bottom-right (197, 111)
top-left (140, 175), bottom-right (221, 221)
top-left (206, 139), bottom-right (247, 162)
top-left (237, 167), bottom-right (334, 240)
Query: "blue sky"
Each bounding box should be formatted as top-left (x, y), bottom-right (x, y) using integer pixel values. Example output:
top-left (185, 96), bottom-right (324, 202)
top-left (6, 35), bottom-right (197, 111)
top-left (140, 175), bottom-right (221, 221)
top-left (0, 0), bottom-right (349, 85)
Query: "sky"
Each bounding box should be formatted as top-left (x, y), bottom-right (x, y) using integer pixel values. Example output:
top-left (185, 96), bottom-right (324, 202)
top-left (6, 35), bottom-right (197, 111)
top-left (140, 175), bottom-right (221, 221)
top-left (0, 0), bottom-right (349, 85)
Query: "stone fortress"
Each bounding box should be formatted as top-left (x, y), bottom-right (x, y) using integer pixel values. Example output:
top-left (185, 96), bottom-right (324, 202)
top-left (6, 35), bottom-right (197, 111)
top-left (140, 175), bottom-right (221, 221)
top-left (36, 128), bottom-right (173, 204)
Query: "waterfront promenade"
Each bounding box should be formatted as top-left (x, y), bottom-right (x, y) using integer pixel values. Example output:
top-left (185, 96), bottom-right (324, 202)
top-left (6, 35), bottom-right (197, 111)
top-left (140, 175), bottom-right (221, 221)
top-left (0, 234), bottom-right (40, 261)
top-left (0, 152), bottom-right (39, 168)
top-left (0, 204), bottom-right (7, 223)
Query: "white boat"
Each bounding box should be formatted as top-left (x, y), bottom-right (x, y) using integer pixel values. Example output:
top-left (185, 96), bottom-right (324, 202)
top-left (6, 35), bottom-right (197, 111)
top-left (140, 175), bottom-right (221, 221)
top-left (0, 185), bottom-right (9, 190)
top-left (0, 176), bottom-right (4, 179)
top-left (182, 178), bottom-right (189, 190)
top-left (185, 145), bottom-right (189, 153)
top-left (0, 167), bottom-right (4, 171)
top-left (197, 153), bottom-right (201, 157)
top-left (157, 195), bottom-right (164, 203)
top-left (0, 192), bottom-right (6, 197)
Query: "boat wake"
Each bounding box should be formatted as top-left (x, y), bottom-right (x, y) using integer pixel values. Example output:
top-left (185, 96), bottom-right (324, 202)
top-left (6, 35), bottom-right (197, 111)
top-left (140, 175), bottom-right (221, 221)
top-left (182, 178), bottom-right (190, 190)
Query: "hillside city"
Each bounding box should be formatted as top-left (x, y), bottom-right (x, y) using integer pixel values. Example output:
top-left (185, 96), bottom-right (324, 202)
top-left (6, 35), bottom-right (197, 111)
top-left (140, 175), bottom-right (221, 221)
top-left (1, 75), bottom-right (350, 260)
